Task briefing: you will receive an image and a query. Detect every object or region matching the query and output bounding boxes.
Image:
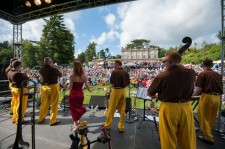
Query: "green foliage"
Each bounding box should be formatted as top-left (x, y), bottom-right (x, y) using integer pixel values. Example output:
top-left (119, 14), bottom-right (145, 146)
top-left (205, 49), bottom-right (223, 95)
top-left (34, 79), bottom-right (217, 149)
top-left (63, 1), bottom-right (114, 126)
top-left (85, 42), bottom-right (97, 64)
top-left (158, 47), bottom-right (166, 58)
top-left (115, 55), bottom-right (121, 59)
top-left (0, 41), bottom-right (13, 64)
top-left (22, 40), bottom-right (38, 68)
top-left (77, 52), bottom-right (86, 63)
top-left (97, 48), bottom-right (111, 60)
top-left (182, 44), bottom-right (221, 64)
top-left (38, 15), bottom-right (75, 65)
top-left (125, 39), bottom-right (150, 49)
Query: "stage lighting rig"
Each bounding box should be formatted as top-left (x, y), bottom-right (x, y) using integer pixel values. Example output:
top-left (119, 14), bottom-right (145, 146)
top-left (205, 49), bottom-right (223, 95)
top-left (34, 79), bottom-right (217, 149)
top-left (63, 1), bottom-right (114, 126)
top-left (34, 0), bottom-right (42, 6)
top-left (25, 0), bottom-right (32, 7)
top-left (45, 0), bottom-right (52, 4)
top-left (25, 0), bottom-right (52, 7)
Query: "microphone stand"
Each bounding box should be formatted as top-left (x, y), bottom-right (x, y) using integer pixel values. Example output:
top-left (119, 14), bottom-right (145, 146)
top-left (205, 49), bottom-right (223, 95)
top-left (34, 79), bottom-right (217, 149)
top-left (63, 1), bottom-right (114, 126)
top-left (8, 80), bottom-right (36, 149)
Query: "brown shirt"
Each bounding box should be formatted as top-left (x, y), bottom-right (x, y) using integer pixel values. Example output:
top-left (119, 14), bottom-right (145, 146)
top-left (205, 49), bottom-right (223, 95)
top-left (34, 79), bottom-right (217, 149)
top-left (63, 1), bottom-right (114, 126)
top-left (110, 68), bottom-right (130, 88)
top-left (148, 65), bottom-right (196, 102)
top-left (7, 70), bottom-right (29, 88)
top-left (39, 65), bottom-right (62, 85)
top-left (195, 69), bottom-right (223, 94)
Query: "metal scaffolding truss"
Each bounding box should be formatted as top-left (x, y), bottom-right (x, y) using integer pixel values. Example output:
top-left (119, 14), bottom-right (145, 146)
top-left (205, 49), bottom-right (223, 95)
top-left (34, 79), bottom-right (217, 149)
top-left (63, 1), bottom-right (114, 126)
top-left (13, 24), bottom-right (22, 61)
top-left (0, 0), bottom-right (134, 25)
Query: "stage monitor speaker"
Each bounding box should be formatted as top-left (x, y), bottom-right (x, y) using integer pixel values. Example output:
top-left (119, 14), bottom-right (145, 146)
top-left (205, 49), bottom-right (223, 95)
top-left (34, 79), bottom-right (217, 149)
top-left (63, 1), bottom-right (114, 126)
top-left (126, 97), bottom-right (132, 113)
top-left (89, 95), bottom-right (106, 109)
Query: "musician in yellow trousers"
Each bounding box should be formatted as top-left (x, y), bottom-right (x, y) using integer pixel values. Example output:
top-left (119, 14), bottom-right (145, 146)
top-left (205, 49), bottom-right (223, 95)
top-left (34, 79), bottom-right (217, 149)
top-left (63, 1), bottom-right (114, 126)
top-left (193, 59), bottom-right (223, 145)
top-left (38, 57), bottom-right (62, 126)
top-left (148, 52), bottom-right (196, 149)
top-left (5, 58), bottom-right (18, 115)
top-left (8, 61), bottom-right (29, 124)
top-left (103, 60), bottom-right (130, 132)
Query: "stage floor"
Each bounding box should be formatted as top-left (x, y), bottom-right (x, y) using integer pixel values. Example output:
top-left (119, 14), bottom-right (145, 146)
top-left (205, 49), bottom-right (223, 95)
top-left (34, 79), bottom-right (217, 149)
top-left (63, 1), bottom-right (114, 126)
top-left (0, 105), bottom-right (224, 149)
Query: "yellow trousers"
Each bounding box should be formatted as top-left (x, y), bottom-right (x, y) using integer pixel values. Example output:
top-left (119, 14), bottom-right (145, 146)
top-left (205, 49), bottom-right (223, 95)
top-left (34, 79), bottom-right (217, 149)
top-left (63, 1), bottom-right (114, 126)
top-left (38, 84), bottom-right (59, 125)
top-left (198, 93), bottom-right (220, 142)
top-left (159, 102), bottom-right (196, 149)
top-left (104, 88), bottom-right (126, 130)
top-left (9, 82), bottom-right (15, 114)
top-left (11, 87), bottom-right (28, 123)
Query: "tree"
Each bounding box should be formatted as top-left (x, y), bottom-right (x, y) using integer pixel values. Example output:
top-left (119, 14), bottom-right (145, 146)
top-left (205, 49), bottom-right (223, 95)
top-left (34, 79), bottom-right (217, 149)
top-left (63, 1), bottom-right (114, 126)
top-left (22, 40), bottom-right (38, 68)
top-left (216, 31), bottom-right (222, 40)
top-left (97, 48), bottom-right (111, 60)
top-left (38, 15), bottom-right (75, 65)
top-left (77, 52), bottom-right (86, 63)
top-left (0, 41), bottom-right (13, 65)
top-left (85, 42), bottom-right (97, 64)
top-left (115, 55), bottom-right (121, 59)
top-left (158, 47), bottom-right (166, 58)
top-left (126, 39), bottom-right (150, 49)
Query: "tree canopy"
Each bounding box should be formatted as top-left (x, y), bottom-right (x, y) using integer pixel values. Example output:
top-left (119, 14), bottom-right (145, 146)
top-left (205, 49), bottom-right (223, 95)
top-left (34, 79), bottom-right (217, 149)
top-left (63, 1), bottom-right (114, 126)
top-left (38, 15), bottom-right (75, 65)
top-left (125, 39), bottom-right (151, 49)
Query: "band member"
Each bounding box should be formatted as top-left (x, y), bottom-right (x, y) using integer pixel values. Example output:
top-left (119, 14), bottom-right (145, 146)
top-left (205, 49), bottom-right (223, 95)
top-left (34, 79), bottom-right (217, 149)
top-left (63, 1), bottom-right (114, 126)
top-left (7, 60), bottom-right (29, 124)
top-left (147, 52), bottom-right (196, 149)
top-left (5, 58), bottom-right (18, 115)
top-left (193, 58), bottom-right (223, 144)
top-left (67, 61), bottom-right (92, 132)
top-left (38, 57), bottom-right (62, 126)
top-left (103, 60), bottom-right (130, 132)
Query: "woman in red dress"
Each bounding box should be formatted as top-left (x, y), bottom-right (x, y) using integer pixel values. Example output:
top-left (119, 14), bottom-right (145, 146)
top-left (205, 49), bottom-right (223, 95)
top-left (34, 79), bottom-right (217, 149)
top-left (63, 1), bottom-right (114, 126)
top-left (67, 61), bottom-right (92, 132)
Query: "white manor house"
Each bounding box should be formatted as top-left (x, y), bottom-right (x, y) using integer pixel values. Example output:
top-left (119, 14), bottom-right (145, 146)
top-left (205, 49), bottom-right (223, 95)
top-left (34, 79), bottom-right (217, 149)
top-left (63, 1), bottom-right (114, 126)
top-left (121, 46), bottom-right (159, 61)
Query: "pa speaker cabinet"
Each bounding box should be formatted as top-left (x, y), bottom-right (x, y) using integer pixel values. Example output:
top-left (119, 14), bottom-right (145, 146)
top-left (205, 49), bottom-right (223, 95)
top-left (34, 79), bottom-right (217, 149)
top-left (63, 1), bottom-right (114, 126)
top-left (89, 95), bottom-right (106, 109)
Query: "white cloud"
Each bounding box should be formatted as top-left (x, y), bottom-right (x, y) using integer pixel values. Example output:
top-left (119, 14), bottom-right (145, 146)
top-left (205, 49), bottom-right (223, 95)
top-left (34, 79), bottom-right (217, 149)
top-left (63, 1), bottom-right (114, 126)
top-left (75, 48), bottom-right (82, 58)
top-left (0, 11), bottom-right (79, 44)
top-left (91, 30), bottom-right (119, 46)
top-left (0, 20), bottom-right (13, 42)
top-left (23, 19), bottom-right (45, 41)
top-left (118, 0), bottom-right (221, 49)
top-left (64, 18), bottom-right (75, 32)
top-left (104, 13), bottom-right (116, 28)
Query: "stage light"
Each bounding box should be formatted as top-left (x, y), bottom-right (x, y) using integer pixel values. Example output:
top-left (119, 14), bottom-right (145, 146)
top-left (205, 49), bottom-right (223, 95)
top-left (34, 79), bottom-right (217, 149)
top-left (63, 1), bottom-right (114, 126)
top-left (44, 0), bottom-right (52, 4)
top-left (34, 0), bottom-right (42, 6)
top-left (25, 0), bottom-right (32, 7)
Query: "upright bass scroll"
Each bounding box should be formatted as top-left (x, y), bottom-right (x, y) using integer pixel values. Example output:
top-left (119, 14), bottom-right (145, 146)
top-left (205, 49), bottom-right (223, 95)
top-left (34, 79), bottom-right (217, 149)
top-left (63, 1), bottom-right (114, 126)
top-left (178, 37), bottom-right (192, 55)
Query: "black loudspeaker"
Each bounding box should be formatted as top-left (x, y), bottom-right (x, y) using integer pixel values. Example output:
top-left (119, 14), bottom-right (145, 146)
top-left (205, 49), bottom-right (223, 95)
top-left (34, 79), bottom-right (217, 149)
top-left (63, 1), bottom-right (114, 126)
top-left (126, 97), bottom-right (132, 113)
top-left (89, 95), bottom-right (106, 109)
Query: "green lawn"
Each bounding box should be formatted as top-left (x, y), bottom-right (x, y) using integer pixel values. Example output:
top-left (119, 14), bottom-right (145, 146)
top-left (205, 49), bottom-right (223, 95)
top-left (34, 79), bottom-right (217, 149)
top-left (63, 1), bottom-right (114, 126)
top-left (59, 85), bottom-right (224, 112)
top-left (59, 85), bottom-right (154, 109)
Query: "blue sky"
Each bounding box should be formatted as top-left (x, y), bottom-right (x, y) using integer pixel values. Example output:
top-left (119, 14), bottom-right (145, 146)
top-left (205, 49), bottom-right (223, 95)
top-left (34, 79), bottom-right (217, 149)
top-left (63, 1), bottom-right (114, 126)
top-left (0, 0), bottom-right (221, 58)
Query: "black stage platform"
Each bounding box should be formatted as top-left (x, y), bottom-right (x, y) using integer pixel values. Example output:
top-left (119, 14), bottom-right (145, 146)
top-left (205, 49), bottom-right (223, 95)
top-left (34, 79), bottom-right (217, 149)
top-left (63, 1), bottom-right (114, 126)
top-left (0, 105), bottom-right (224, 149)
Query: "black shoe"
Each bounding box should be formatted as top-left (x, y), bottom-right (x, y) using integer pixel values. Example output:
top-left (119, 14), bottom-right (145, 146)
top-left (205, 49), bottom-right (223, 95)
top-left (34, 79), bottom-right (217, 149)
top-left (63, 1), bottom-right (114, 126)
top-left (50, 120), bottom-right (60, 126)
top-left (38, 118), bottom-right (45, 124)
top-left (198, 136), bottom-right (214, 145)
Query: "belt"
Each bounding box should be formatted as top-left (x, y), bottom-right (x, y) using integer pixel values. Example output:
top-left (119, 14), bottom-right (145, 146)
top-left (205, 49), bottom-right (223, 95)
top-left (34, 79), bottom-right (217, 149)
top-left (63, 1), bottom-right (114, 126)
top-left (112, 87), bottom-right (123, 89)
top-left (207, 92), bottom-right (220, 96)
top-left (42, 83), bottom-right (55, 85)
top-left (166, 99), bottom-right (190, 103)
top-left (174, 100), bottom-right (190, 103)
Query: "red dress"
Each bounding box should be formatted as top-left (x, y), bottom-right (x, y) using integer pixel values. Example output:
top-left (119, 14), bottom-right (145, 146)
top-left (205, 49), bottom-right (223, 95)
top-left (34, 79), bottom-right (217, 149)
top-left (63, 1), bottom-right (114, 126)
top-left (69, 82), bottom-right (86, 122)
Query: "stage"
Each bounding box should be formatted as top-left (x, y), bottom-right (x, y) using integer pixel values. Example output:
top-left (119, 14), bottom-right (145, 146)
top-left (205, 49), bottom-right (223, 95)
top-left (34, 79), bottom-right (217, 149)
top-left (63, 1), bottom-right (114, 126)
top-left (0, 105), bottom-right (224, 149)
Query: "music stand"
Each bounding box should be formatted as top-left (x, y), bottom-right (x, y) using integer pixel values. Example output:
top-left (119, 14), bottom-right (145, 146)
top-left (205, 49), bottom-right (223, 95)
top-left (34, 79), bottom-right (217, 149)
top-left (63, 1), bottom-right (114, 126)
top-left (136, 87), bottom-right (158, 130)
